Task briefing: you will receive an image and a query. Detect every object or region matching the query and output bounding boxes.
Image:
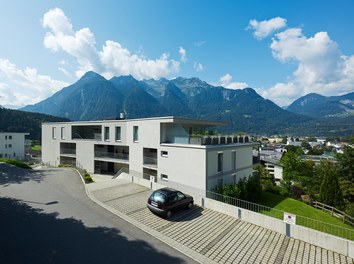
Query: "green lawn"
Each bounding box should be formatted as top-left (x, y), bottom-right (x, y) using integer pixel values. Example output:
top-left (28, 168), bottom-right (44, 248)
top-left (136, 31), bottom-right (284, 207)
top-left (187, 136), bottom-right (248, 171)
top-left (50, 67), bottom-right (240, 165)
top-left (258, 192), bottom-right (354, 240)
top-left (31, 145), bottom-right (41, 151)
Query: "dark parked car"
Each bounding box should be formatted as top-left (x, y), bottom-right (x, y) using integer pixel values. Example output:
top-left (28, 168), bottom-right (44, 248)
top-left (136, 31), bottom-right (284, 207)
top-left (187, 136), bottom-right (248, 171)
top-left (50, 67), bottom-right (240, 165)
top-left (147, 188), bottom-right (194, 218)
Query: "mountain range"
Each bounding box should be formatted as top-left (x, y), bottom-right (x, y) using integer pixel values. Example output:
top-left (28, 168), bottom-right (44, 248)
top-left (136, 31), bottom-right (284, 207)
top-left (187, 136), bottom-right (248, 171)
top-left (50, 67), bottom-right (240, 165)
top-left (286, 92), bottom-right (354, 118)
top-left (20, 71), bottom-right (354, 137)
top-left (0, 106), bottom-right (69, 140)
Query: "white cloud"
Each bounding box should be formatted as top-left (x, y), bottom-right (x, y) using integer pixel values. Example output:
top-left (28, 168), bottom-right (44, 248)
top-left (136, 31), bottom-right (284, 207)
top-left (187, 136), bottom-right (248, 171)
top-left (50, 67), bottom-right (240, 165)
top-left (42, 8), bottom-right (180, 80)
top-left (248, 17), bottom-right (287, 40)
top-left (193, 62), bottom-right (203, 72)
top-left (193, 40), bottom-right (206, 47)
top-left (179, 47), bottom-right (187, 63)
top-left (0, 58), bottom-right (69, 108)
top-left (247, 17), bottom-right (354, 106)
top-left (263, 27), bottom-right (354, 106)
top-left (218, 73), bottom-right (248, 89)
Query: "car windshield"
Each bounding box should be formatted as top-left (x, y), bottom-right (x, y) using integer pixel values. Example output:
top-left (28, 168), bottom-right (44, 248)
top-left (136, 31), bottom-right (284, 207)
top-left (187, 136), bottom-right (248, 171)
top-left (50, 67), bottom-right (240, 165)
top-left (151, 192), bottom-right (166, 203)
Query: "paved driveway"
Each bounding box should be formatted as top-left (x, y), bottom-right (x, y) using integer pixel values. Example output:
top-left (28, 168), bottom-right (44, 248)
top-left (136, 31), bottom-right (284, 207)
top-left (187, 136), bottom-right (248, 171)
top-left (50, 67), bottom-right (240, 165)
top-left (0, 164), bottom-right (197, 264)
top-left (88, 178), bottom-right (354, 264)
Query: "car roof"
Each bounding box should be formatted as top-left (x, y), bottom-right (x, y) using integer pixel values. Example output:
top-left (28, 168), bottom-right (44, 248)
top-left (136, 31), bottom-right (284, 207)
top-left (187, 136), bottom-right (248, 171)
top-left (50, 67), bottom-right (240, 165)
top-left (154, 187), bottom-right (179, 195)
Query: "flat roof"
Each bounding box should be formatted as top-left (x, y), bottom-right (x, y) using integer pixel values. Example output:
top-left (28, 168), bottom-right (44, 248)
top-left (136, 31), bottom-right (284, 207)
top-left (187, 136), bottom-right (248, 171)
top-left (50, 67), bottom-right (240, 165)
top-left (42, 116), bottom-right (226, 127)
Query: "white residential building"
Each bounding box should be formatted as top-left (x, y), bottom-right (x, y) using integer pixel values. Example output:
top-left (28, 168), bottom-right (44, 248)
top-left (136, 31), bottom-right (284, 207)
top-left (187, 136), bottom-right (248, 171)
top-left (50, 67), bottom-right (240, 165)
top-left (261, 158), bottom-right (284, 185)
top-left (42, 116), bottom-right (258, 191)
top-left (0, 132), bottom-right (29, 160)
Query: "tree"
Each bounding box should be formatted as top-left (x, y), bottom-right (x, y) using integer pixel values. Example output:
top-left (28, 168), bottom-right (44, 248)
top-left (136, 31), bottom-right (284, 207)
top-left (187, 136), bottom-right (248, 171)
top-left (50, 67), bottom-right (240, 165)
top-left (301, 141), bottom-right (311, 150)
top-left (285, 145), bottom-right (304, 156)
top-left (281, 137), bottom-right (287, 144)
top-left (280, 152), bottom-right (302, 196)
top-left (337, 146), bottom-right (354, 183)
top-left (319, 162), bottom-right (343, 208)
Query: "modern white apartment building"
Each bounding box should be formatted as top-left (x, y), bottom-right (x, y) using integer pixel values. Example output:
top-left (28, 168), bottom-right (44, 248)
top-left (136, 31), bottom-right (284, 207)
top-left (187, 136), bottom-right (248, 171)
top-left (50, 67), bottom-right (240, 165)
top-left (42, 116), bottom-right (258, 191)
top-left (0, 132), bottom-right (29, 160)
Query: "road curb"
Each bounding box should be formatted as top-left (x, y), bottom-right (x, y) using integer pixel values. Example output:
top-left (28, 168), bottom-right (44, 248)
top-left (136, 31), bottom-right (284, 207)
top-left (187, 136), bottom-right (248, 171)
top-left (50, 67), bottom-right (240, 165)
top-left (75, 170), bottom-right (214, 264)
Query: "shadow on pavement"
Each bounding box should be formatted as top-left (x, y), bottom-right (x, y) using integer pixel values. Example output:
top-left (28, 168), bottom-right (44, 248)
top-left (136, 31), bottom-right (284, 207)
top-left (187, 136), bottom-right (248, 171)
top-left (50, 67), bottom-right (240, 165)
top-left (0, 197), bottom-right (187, 264)
top-left (0, 163), bottom-right (47, 186)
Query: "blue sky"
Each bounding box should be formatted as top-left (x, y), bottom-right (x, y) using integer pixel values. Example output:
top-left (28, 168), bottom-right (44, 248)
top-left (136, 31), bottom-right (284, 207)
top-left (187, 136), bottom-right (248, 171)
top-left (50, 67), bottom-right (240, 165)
top-left (1, 0), bottom-right (354, 108)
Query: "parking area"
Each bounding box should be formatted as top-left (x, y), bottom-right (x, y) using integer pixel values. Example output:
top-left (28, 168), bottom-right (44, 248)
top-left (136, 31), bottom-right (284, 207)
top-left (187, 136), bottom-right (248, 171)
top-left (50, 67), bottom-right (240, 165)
top-left (87, 178), bottom-right (353, 264)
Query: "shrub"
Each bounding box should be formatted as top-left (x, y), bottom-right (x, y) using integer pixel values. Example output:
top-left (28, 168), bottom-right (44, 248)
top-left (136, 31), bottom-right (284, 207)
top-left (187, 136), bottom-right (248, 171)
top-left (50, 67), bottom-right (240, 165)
top-left (83, 170), bottom-right (93, 183)
top-left (58, 164), bottom-right (73, 168)
top-left (0, 158), bottom-right (31, 169)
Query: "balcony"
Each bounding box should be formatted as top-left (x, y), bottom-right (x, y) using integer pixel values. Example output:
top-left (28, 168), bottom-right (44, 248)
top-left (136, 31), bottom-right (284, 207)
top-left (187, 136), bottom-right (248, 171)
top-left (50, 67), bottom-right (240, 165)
top-left (143, 156), bottom-right (157, 167)
top-left (60, 148), bottom-right (76, 156)
top-left (95, 151), bottom-right (129, 161)
top-left (162, 135), bottom-right (252, 146)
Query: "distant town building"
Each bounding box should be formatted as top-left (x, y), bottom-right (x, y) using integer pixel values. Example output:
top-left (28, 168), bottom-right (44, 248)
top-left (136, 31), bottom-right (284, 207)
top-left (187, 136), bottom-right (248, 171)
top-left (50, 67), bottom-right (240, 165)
top-left (42, 116), bottom-right (259, 191)
top-left (0, 132), bottom-right (29, 160)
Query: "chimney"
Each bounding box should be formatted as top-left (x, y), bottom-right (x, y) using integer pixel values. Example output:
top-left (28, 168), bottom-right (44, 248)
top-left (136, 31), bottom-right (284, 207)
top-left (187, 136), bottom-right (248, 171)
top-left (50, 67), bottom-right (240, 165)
top-left (119, 110), bottom-right (126, 120)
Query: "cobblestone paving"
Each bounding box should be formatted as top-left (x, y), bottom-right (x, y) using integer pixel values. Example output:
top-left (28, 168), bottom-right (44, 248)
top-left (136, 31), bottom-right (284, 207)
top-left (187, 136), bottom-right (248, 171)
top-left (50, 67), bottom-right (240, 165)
top-left (91, 183), bottom-right (354, 264)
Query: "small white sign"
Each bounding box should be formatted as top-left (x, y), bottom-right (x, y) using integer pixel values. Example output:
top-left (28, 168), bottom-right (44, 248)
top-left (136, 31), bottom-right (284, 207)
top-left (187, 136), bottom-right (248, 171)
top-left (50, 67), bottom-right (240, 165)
top-left (284, 212), bottom-right (296, 225)
top-left (150, 175), bottom-right (155, 183)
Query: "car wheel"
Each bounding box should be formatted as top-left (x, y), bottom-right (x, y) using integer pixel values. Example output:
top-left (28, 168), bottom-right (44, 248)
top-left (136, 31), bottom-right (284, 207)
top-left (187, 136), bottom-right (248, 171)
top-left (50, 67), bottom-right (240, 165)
top-left (187, 202), bottom-right (193, 209)
top-left (166, 210), bottom-right (172, 219)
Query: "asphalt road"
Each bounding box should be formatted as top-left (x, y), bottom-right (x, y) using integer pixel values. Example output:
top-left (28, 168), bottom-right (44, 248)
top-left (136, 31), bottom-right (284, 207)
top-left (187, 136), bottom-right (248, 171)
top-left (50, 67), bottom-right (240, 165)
top-left (0, 163), bottom-right (197, 264)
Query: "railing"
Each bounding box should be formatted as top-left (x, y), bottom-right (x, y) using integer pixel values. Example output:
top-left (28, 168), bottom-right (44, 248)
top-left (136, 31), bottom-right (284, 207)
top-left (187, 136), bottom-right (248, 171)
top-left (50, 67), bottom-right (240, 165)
top-left (72, 133), bottom-right (102, 140)
top-left (163, 135), bottom-right (252, 146)
top-left (206, 191), bottom-right (354, 241)
top-left (113, 168), bottom-right (354, 241)
top-left (313, 201), bottom-right (354, 226)
top-left (60, 148), bottom-right (76, 155)
top-left (143, 156), bottom-right (157, 166)
top-left (94, 151), bottom-right (129, 160)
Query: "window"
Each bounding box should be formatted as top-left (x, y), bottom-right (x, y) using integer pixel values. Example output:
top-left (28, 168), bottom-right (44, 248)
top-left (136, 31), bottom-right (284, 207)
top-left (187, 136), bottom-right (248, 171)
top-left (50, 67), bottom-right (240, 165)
top-left (61, 127), bottom-right (65, 140)
top-left (232, 151), bottom-right (236, 170)
top-left (5, 135), bottom-right (7, 140)
top-left (217, 152), bottom-right (223, 172)
top-left (8, 144), bottom-right (12, 149)
top-left (133, 126), bottom-right (139, 142)
top-left (161, 150), bottom-right (168, 157)
top-left (5, 144), bottom-right (7, 149)
top-left (9, 135), bottom-right (12, 140)
top-left (52, 127), bottom-right (56, 139)
top-left (115, 126), bottom-right (121, 141)
top-left (161, 174), bottom-right (168, 181)
top-left (104, 127), bottom-right (110, 141)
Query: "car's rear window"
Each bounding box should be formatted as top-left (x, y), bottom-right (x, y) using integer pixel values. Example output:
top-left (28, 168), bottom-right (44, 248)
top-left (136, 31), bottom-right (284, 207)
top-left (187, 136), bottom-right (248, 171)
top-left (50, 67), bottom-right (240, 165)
top-left (150, 192), bottom-right (166, 203)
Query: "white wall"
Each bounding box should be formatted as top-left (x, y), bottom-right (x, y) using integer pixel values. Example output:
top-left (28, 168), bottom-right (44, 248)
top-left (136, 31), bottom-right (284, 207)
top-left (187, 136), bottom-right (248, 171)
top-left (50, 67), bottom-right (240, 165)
top-left (42, 125), bottom-right (60, 166)
top-left (0, 132), bottom-right (28, 160)
top-left (206, 145), bottom-right (255, 190)
top-left (159, 145), bottom-right (206, 190)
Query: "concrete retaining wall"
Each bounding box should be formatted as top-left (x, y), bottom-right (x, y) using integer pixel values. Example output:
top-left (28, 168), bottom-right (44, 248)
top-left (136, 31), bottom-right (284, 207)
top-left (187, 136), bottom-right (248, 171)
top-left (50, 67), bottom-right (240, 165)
top-left (120, 173), bottom-right (354, 258)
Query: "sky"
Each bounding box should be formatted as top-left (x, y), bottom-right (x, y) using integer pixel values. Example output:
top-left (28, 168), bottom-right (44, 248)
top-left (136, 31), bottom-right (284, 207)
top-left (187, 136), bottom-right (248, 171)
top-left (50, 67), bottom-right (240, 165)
top-left (1, 0), bottom-right (354, 109)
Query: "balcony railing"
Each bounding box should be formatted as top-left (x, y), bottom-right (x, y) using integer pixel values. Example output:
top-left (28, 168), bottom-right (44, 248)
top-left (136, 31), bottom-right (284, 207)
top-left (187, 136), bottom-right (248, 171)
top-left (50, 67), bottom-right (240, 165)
top-left (163, 135), bottom-right (252, 146)
top-left (60, 148), bottom-right (76, 155)
top-left (143, 156), bottom-right (157, 167)
top-left (94, 151), bottom-right (129, 161)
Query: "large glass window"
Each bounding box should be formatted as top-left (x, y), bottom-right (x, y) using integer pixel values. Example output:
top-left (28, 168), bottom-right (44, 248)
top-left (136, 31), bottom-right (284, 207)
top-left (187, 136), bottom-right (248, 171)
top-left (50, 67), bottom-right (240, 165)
top-left (218, 152), bottom-right (223, 172)
top-left (133, 126), bottom-right (139, 142)
top-left (115, 126), bottom-right (121, 141)
top-left (104, 127), bottom-right (110, 141)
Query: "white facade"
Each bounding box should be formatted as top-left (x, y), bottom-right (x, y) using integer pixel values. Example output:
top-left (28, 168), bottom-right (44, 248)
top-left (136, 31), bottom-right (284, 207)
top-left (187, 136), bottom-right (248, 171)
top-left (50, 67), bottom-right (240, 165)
top-left (0, 132), bottom-right (29, 160)
top-left (262, 159), bottom-right (283, 185)
top-left (42, 116), bottom-right (258, 191)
